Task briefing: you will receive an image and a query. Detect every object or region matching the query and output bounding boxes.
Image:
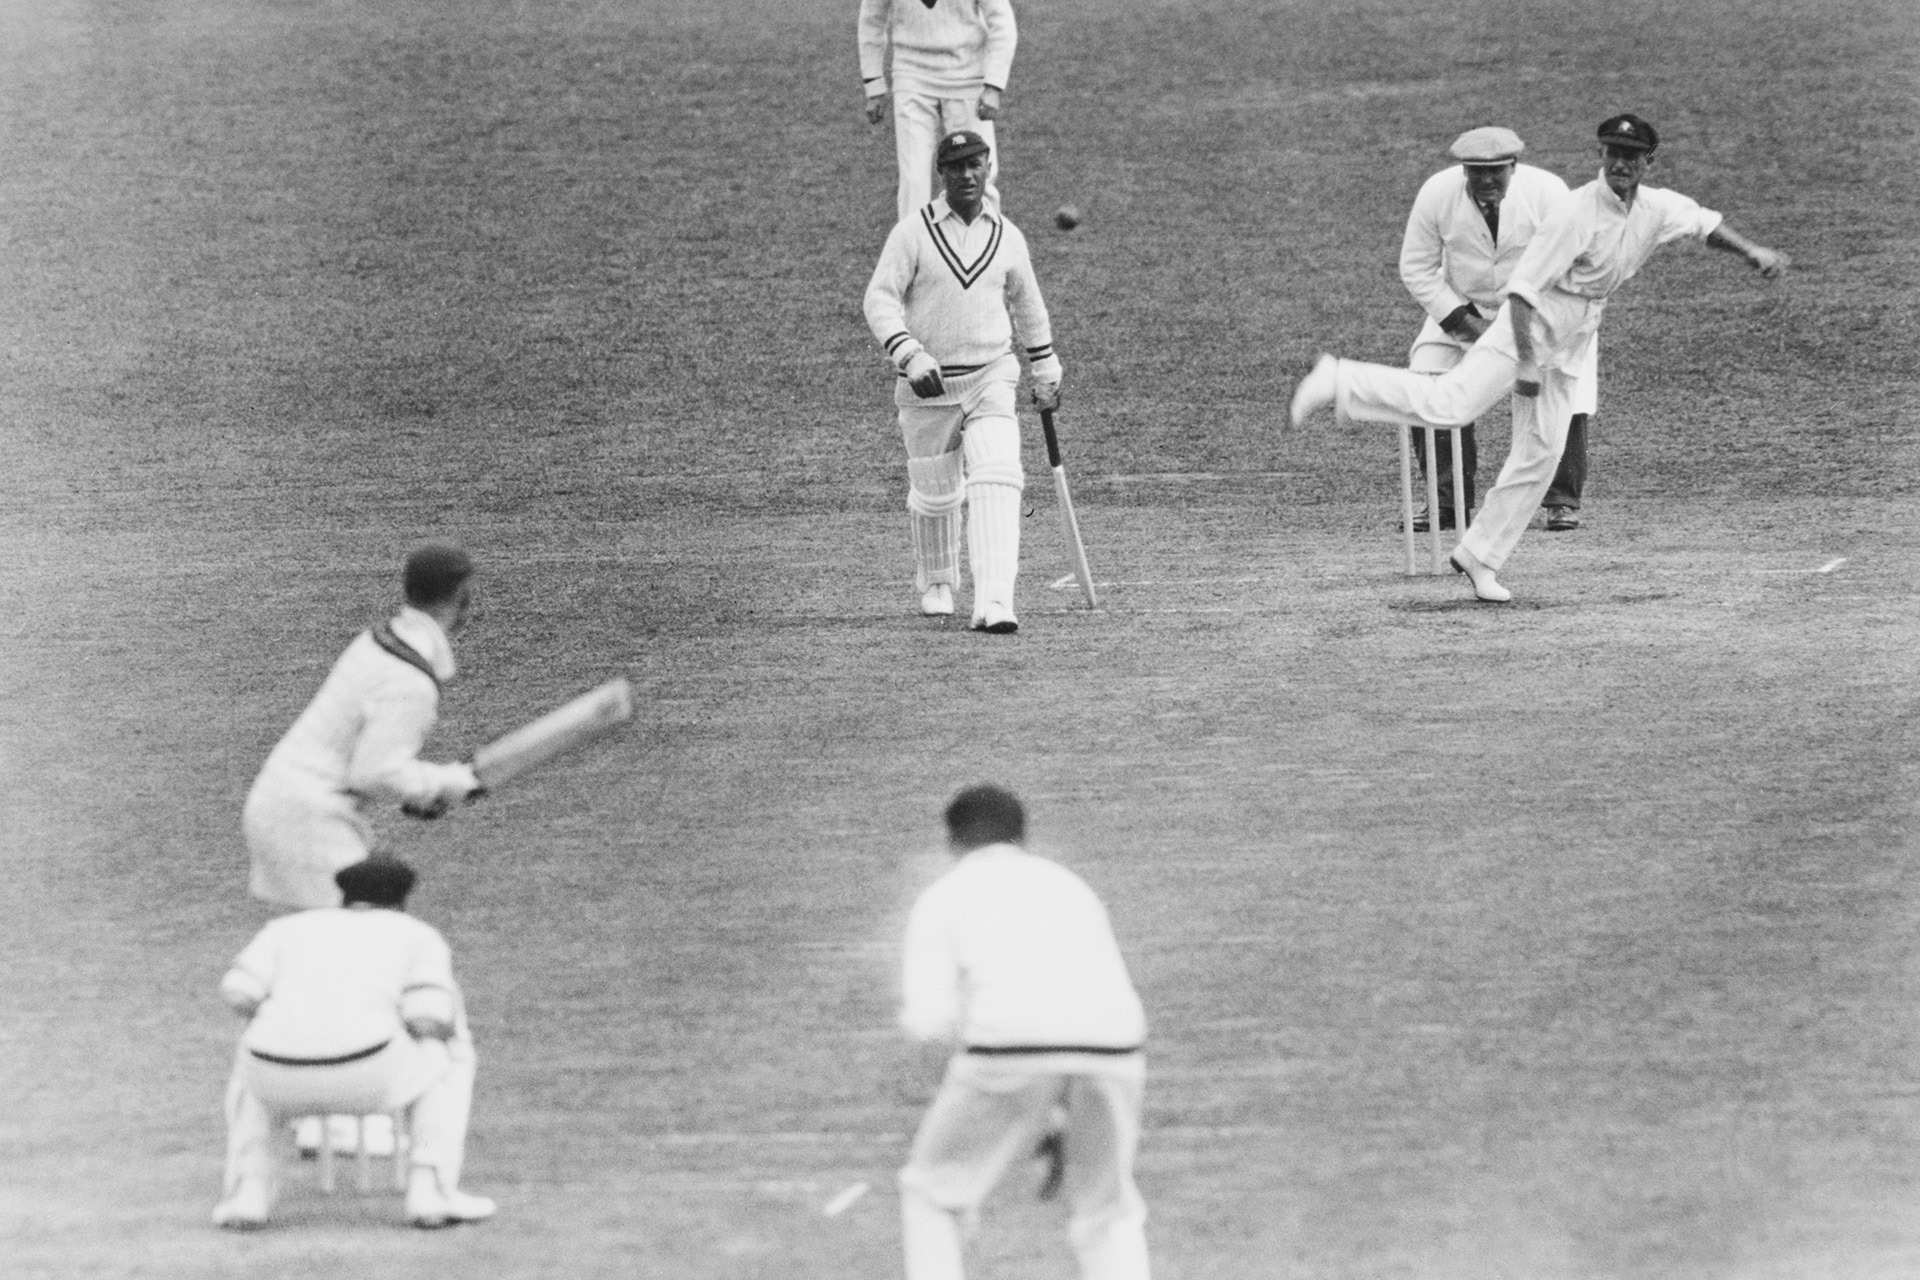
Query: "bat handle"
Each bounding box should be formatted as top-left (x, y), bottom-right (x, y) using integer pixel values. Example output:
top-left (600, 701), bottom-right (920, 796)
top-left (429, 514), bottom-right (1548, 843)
top-left (1039, 408), bottom-right (1064, 468)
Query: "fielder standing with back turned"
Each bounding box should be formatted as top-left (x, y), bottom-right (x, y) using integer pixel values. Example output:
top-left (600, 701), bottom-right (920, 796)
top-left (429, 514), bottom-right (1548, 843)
top-left (897, 785), bottom-right (1150, 1280)
top-left (864, 129), bottom-right (1061, 634)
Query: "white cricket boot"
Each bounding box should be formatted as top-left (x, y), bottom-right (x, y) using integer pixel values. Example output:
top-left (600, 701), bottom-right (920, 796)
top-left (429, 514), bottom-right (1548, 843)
top-left (1288, 354), bottom-right (1339, 428)
top-left (406, 1165), bottom-right (497, 1229)
top-left (1449, 546), bottom-right (1513, 602)
top-left (972, 599), bottom-right (1019, 634)
top-left (919, 583), bottom-right (954, 617)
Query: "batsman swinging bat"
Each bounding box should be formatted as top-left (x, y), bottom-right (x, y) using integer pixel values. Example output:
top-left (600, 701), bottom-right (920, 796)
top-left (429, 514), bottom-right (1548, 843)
top-left (471, 677), bottom-right (634, 790)
top-left (1040, 409), bottom-right (1098, 608)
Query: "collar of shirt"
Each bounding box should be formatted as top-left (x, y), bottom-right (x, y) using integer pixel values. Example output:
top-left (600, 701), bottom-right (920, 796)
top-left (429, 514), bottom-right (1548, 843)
top-left (1593, 170), bottom-right (1635, 214)
top-left (930, 194), bottom-right (1000, 233)
top-left (389, 606), bottom-right (457, 682)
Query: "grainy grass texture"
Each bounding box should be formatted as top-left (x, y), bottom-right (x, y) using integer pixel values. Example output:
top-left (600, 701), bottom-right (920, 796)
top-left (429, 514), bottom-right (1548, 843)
top-left (2, 0), bottom-right (1918, 1277)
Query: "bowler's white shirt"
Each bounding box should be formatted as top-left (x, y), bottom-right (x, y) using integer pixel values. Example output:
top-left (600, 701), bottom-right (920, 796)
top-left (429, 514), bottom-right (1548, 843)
top-left (222, 905), bottom-right (457, 1062)
top-left (1400, 163), bottom-right (1571, 320)
top-left (858, 0), bottom-right (1017, 98)
top-left (1503, 177), bottom-right (1723, 363)
top-left (900, 843), bottom-right (1147, 1049)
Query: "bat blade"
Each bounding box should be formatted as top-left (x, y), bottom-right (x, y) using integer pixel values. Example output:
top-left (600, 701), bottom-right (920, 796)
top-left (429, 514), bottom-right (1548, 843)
top-left (1052, 467), bottom-right (1098, 607)
top-left (1039, 408), bottom-right (1097, 608)
top-left (472, 677), bottom-right (634, 790)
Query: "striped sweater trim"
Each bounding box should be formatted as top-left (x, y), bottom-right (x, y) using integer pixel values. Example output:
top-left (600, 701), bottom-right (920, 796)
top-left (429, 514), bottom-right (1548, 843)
top-left (249, 1039), bottom-right (392, 1067)
top-left (964, 1043), bottom-right (1143, 1056)
top-left (370, 621), bottom-right (442, 691)
top-left (921, 205), bottom-right (1003, 290)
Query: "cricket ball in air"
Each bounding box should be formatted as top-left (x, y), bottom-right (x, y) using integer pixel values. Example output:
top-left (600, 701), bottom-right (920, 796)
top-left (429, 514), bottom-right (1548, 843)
top-left (1054, 204), bottom-right (1082, 230)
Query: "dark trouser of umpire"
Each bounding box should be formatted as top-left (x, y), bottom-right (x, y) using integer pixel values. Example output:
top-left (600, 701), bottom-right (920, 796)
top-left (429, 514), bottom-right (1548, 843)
top-left (1416, 412), bottom-right (1589, 524)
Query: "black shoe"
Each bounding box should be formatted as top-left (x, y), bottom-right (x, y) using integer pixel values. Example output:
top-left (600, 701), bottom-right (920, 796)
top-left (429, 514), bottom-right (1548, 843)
top-left (1544, 506), bottom-right (1580, 531)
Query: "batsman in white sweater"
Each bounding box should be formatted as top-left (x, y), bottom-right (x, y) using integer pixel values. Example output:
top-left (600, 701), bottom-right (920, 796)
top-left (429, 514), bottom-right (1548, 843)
top-left (243, 544), bottom-right (482, 908)
top-left (860, 0), bottom-right (1017, 222)
top-left (864, 130), bottom-right (1060, 634)
top-left (898, 786), bottom-right (1150, 1280)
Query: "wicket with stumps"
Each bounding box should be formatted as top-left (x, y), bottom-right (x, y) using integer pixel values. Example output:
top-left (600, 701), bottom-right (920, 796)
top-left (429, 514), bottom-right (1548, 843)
top-left (1397, 424), bottom-right (1469, 574)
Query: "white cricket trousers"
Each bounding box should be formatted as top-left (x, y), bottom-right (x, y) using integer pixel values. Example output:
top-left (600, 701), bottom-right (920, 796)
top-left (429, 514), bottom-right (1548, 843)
top-left (891, 90), bottom-right (1000, 223)
top-left (223, 1028), bottom-right (477, 1195)
top-left (899, 1052), bottom-right (1149, 1280)
top-left (243, 771), bottom-right (371, 908)
top-left (1332, 313), bottom-right (1580, 572)
top-left (897, 361), bottom-right (1025, 614)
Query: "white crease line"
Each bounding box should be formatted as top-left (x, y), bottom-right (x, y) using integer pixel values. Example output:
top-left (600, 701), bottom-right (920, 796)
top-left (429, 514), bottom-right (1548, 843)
top-left (1047, 577), bottom-right (1274, 589)
top-left (1816, 557), bottom-right (1849, 575)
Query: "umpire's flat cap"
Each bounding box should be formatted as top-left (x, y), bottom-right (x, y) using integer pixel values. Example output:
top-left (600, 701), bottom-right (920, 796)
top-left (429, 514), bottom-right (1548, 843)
top-left (935, 130), bottom-right (991, 167)
top-left (1450, 126), bottom-right (1525, 166)
top-left (1597, 113), bottom-right (1659, 151)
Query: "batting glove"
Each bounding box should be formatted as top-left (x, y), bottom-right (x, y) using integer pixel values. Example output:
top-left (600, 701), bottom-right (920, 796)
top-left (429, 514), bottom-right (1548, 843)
top-left (1029, 354), bottom-right (1062, 410)
top-left (903, 351), bottom-right (945, 399)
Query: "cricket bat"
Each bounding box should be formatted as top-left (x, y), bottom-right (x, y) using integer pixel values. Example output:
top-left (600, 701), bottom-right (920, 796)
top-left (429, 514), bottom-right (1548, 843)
top-left (471, 677), bottom-right (634, 790)
top-left (1040, 409), bottom-right (1098, 607)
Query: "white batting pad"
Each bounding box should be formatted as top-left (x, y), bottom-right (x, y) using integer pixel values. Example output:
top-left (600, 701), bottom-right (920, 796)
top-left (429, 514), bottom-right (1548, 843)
top-left (907, 450), bottom-right (965, 590)
top-left (962, 417), bottom-right (1024, 608)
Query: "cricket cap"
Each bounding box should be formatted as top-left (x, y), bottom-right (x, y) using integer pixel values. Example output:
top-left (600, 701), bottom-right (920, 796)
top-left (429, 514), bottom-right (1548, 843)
top-left (403, 542), bottom-right (474, 607)
top-left (1597, 113), bottom-right (1659, 152)
top-left (935, 130), bottom-right (992, 167)
top-left (336, 856), bottom-right (416, 908)
top-left (1450, 126), bottom-right (1525, 166)
top-left (944, 784), bottom-right (1025, 849)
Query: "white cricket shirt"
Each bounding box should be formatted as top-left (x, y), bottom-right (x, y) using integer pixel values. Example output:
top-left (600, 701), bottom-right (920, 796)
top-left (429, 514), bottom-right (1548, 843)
top-left (223, 905), bottom-right (457, 1062)
top-left (1503, 177), bottom-right (1724, 363)
top-left (900, 843), bottom-right (1147, 1051)
top-left (252, 607), bottom-right (467, 806)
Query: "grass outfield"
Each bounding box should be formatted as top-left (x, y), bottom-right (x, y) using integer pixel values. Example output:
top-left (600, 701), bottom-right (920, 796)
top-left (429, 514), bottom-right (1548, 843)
top-left (3, 0), bottom-right (1919, 1276)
